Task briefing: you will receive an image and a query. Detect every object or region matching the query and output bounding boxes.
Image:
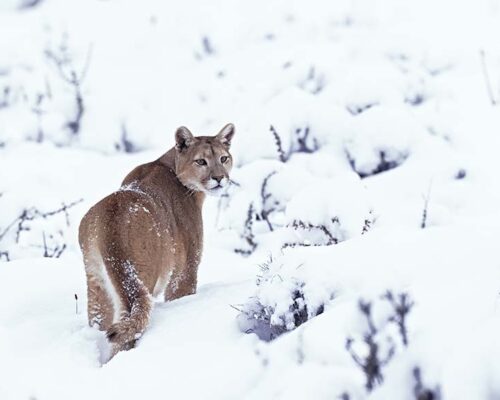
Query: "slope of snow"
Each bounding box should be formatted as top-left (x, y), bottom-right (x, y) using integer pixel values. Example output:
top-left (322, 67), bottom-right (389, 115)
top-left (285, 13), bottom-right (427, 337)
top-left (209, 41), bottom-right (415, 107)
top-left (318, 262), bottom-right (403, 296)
top-left (0, 255), bottom-right (260, 400)
top-left (2, 225), bottom-right (499, 399)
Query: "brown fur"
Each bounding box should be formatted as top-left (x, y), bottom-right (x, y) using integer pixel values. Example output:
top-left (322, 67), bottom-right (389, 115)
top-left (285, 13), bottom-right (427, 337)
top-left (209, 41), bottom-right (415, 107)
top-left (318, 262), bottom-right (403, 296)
top-left (79, 124), bottom-right (235, 358)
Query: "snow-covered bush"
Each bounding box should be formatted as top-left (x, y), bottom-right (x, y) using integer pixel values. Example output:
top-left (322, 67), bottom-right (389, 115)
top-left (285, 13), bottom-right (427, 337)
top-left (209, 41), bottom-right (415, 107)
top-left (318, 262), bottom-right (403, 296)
top-left (345, 292), bottom-right (415, 392)
top-left (283, 174), bottom-right (373, 247)
top-left (232, 88), bottom-right (353, 165)
top-left (236, 226), bottom-right (500, 398)
top-left (0, 32), bottom-right (93, 147)
top-left (236, 255), bottom-right (331, 341)
top-left (0, 194), bottom-right (82, 261)
top-left (219, 164), bottom-right (373, 255)
top-left (344, 107), bottom-right (421, 177)
top-left (269, 124), bottom-right (319, 163)
top-left (0, 142), bottom-right (149, 262)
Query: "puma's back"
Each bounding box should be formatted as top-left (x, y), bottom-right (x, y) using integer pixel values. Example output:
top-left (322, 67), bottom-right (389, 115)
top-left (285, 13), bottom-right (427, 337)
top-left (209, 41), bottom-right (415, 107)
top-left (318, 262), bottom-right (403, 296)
top-left (79, 124), bottom-right (235, 358)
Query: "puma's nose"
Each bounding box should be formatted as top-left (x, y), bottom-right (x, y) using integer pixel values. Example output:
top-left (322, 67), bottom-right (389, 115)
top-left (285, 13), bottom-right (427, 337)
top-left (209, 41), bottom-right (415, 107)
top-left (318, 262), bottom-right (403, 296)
top-left (212, 176), bottom-right (223, 184)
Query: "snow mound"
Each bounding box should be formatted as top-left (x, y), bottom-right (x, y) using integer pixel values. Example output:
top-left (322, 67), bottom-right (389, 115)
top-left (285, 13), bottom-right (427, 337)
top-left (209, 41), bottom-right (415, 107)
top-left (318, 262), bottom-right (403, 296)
top-left (284, 173), bottom-right (372, 244)
top-left (238, 226), bottom-right (500, 398)
top-left (344, 107), bottom-right (421, 177)
top-left (237, 254), bottom-right (331, 341)
top-left (219, 163), bottom-right (372, 254)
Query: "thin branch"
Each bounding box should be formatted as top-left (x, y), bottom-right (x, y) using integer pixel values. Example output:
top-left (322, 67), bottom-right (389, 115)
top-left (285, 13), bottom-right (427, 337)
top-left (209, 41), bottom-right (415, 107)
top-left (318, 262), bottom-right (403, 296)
top-left (0, 199), bottom-right (83, 245)
top-left (383, 291), bottom-right (414, 347)
top-left (480, 49), bottom-right (497, 106)
top-left (295, 126), bottom-right (319, 153)
top-left (270, 125), bottom-right (287, 162)
top-left (260, 171), bottom-right (278, 231)
top-left (79, 44), bottom-right (93, 84)
top-left (421, 181), bottom-right (432, 229)
top-left (346, 299), bottom-right (396, 392)
top-left (42, 231), bottom-right (49, 257)
top-left (235, 202), bottom-right (258, 256)
top-left (0, 87), bottom-right (11, 109)
top-left (362, 210), bottom-right (374, 234)
top-left (45, 40), bottom-right (92, 136)
top-left (413, 367), bottom-right (441, 400)
top-left (37, 232), bottom-right (67, 258)
top-left (202, 36), bottom-right (215, 55)
top-left (0, 250), bottom-right (10, 262)
top-left (284, 218), bottom-right (339, 248)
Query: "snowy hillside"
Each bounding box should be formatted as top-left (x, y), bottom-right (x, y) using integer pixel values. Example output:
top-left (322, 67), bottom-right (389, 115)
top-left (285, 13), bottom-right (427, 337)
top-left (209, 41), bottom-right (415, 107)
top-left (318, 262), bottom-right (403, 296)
top-left (1, 0), bottom-right (500, 399)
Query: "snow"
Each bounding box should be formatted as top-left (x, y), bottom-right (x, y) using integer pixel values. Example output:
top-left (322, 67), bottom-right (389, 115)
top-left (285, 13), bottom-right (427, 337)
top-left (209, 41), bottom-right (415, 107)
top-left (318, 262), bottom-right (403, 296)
top-left (2, 0), bottom-right (500, 398)
top-left (240, 227), bottom-right (500, 398)
top-left (0, 255), bottom-right (260, 400)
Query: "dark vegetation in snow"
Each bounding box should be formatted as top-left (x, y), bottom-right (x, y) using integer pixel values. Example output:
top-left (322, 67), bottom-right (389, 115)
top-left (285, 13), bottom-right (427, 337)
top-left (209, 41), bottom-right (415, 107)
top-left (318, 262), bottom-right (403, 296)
top-left (194, 35), bottom-right (216, 60)
top-left (235, 257), bottom-right (326, 341)
top-left (383, 290), bottom-right (414, 347)
top-left (480, 49), bottom-right (498, 106)
top-left (45, 36), bottom-right (92, 140)
top-left (405, 91), bottom-right (426, 106)
top-left (345, 291), bottom-right (426, 396)
top-left (232, 168), bottom-right (370, 255)
top-left (420, 184), bottom-right (432, 229)
top-left (236, 284), bottom-right (325, 342)
top-left (346, 299), bottom-right (396, 391)
top-left (413, 367), bottom-right (441, 400)
top-left (232, 166), bottom-right (373, 255)
top-left (269, 124), bottom-right (319, 163)
top-left (115, 123), bottom-right (141, 153)
top-left (0, 86), bottom-right (10, 109)
top-left (346, 148), bottom-right (409, 178)
top-left (256, 170), bottom-right (278, 232)
top-left (19, 0), bottom-right (44, 10)
top-left (299, 66), bottom-right (326, 95)
top-left (455, 168), bottom-right (467, 180)
top-left (346, 102), bottom-right (378, 116)
top-left (282, 218), bottom-right (339, 249)
top-left (0, 250), bottom-right (9, 262)
top-left (270, 124), bottom-right (287, 163)
top-left (362, 213), bottom-right (374, 234)
top-left (0, 198), bottom-right (82, 259)
top-left (233, 172), bottom-right (280, 256)
top-left (234, 202), bottom-right (258, 256)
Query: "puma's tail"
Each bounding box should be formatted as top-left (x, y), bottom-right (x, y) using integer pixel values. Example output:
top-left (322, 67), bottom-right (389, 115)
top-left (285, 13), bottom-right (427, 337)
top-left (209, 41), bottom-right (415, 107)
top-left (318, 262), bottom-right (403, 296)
top-left (105, 261), bottom-right (153, 355)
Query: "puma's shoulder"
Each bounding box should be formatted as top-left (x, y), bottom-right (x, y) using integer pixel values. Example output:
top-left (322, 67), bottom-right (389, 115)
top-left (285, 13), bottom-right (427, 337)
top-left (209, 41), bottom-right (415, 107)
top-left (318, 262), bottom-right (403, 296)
top-left (121, 161), bottom-right (165, 187)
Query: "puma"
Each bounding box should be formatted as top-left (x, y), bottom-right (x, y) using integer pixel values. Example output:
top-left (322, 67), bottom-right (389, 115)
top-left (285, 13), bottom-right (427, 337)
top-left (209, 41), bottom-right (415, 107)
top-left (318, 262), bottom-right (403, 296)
top-left (78, 124), bottom-right (235, 358)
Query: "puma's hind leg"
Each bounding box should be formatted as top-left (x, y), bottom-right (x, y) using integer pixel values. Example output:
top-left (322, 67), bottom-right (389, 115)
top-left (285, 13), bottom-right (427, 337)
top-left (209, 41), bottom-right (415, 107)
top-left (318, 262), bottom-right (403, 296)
top-left (86, 270), bottom-right (115, 331)
top-left (165, 265), bottom-right (198, 301)
top-left (83, 248), bottom-right (120, 332)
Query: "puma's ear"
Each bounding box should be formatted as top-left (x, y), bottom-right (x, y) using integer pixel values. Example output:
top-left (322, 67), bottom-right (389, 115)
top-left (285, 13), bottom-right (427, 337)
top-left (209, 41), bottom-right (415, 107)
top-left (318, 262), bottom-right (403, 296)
top-left (215, 123), bottom-right (235, 148)
top-left (175, 126), bottom-right (194, 151)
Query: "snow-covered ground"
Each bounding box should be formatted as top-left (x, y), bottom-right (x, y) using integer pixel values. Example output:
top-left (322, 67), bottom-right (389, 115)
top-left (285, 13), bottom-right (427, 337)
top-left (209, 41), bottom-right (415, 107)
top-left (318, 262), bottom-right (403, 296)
top-left (2, 0), bottom-right (500, 398)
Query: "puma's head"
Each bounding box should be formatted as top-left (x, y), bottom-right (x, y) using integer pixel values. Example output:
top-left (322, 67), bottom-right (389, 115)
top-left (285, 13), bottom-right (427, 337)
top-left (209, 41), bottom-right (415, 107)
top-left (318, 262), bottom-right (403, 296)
top-left (174, 123), bottom-right (235, 195)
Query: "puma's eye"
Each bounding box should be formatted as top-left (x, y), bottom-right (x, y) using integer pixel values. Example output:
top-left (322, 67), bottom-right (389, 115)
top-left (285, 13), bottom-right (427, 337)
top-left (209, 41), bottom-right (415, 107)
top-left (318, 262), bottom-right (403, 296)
top-left (195, 159), bottom-right (207, 166)
top-left (220, 156), bottom-right (228, 163)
